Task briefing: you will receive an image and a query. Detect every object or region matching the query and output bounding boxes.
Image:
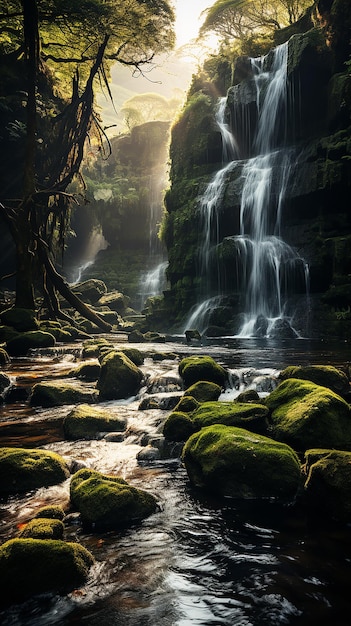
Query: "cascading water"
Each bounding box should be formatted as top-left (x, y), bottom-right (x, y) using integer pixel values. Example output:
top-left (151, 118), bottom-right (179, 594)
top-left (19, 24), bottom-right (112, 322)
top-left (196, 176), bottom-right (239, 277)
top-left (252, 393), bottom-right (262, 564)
top-left (184, 42), bottom-right (309, 338)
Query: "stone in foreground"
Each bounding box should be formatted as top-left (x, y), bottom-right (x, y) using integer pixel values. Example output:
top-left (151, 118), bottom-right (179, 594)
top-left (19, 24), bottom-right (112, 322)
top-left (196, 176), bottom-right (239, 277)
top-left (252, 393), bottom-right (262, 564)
top-left (182, 424), bottom-right (301, 501)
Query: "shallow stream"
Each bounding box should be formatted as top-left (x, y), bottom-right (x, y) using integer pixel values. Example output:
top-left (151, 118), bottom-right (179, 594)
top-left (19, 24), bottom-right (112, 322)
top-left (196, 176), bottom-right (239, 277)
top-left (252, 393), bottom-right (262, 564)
top-left (0, 335), bottom-right (350, 625)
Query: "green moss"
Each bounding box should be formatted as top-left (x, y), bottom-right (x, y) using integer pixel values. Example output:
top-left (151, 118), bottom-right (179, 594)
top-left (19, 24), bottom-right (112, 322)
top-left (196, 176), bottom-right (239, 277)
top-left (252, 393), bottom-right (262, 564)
top-left (184, 380), bottom-right (222, 402)
top-left (19, 518), bottom-right (64, 540)
top-left (173, 395), bottom-right (200, 413)
top-left (0, 307), bottom-right (39, 332)
top-left (34, 505), bottom-right (65, 520)
top-left (119, 347), bottom-right (144, 366)
top-left (182, 424), bottom-right (301, 500)
top-left (192, 401), bottom-right (269, 432)
top-left (303, 448), bottom-right (351, 522)
top-left (97, 350), bottom-right (143, 400)
top-left (163, 411), bottom-right (197, 442)
top-left (279, 364), bottom-right (349, 395)
top-left (0, 539), bottom-right (94, 604)
top-left (70, 360), bottom-right (101, 381)
top-left (179, 355), bottom-right (227, 388)
top-left (265, 378), bottom-right (351, 451)
top-left (30, 380), bottom-right (98, 407)
top-left (63, 403), bottom-right (126, 440)
top-left (0, 447), bottom-right (70, 496)
top-left (6, 331), bottom-right (56, 357)
top-left (70, 468), bottom-right (157, 529)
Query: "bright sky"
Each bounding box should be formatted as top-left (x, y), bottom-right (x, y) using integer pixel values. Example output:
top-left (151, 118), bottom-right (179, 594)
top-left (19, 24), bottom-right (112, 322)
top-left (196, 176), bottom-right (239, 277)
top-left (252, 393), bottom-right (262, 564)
top-left (100, 1), bottom-right (216, 132)
top-left (174, 0), bottom-right (214, 47)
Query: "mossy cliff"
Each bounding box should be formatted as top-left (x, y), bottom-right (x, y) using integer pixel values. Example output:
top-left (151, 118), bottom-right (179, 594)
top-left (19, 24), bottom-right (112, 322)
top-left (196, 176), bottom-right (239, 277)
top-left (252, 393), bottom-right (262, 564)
top-left (160, 0), bottom-right (351, 337)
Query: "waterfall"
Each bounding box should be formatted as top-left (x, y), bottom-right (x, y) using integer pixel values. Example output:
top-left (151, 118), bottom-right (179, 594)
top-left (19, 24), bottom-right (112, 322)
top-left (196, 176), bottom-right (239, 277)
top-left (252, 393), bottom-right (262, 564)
top-left (184, 42), bottom-right (309, 338)
top-left (140, 260), bottom-right (168, 307)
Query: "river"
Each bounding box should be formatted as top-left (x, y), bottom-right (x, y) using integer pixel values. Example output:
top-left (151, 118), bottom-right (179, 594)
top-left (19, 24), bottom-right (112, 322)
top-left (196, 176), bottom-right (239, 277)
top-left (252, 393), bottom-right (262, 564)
top-left (0, 334), bottom-right (350, 625)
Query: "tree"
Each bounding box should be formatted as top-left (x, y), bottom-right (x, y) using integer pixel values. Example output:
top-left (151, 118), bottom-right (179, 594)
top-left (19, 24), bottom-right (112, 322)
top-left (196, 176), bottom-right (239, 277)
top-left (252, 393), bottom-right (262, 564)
top-left (199, 0), bottom-right (312, 44)
top-left (121, 91), bottom-right (183, 130)
top-left (0, 0), bottom-right (175, 329)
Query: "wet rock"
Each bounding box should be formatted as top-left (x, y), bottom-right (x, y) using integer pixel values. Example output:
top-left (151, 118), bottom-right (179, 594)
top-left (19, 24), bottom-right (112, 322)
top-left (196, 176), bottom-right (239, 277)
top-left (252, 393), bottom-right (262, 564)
top-left (70, 360), bottom-right (101, 381)
top-left (30, 380), bottom-right (98, 407)
top-left (236, 389), bottom-right (261, 403)
top-left (0, 347), bottom-right (10, 366)
top-left (303, 448), bottom-right (351, 522)
top-left (118, 347), bottom-right (144, 366)
top-left (0, 539), bottom-right (94, 606)
top-left (6, 330), bottom-right (56, 357)
top-left (70, 468), bottom-right (157, 529)
top-left (163, 411), bottom-right (197, 442)
top-left (137, 445), bottom-right (161, 463)
top-left (265, 378), bottom-right (351, 451)
top-left (278, 364), bottom-right (350, 396)
top-left (173, 395), bottom-right (200, 413)
top-left (63, 403), bottom-right (127, 440)
top-left (18, 518), bottom-right (64, 540)
top-left (192, 401), bottom-right (269, 434)
top-left (34, 505), bottom-right (66, 520)
top-left (128, 329), bottom-right (145, 343)
top-left (268, 318), bottom-right (299, 339)
top-left (0, 325), bottom-right (19, 343)
top-left (97, 290), bottom-right (130, 314)
top-left (185, 328), bottom-right (201, 344)
top-left (0, 306), bottom-right (39, 332)
top-left (97, 350), bottom-right (143, 400)
top-left (184, 380), bottom-right (222, 402)
top-left (179, 355), bottom-right (228, 388)
top-left (71, 279), bottom-right (107, 304)
top-left (182, 425), bottom-right (301, 501)
top-left (0, 447), bottom-right (70, 496)
top-left (0, 371), bottom-right (11, 397)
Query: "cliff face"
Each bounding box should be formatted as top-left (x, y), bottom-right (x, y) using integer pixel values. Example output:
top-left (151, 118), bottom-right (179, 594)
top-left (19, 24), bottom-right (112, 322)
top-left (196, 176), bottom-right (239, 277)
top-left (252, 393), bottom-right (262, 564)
top-left (162, 0), bottom-right (351, 338)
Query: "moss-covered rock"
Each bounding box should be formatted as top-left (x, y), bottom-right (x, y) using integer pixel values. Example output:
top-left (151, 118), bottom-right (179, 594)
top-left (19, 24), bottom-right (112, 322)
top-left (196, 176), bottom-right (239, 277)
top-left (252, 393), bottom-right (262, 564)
top-left (184, 380), bottom-right (222, 402)
top-left (173, 395), bottom-right (200, 413)
top-left (30, 380), bottom-right (98, 407)
top-left (39, 325), bottom-right (72, 342)
top-left (179, 355), bottom-right (227, 388)
top-left (279, 365), bottom-right (350, 396)
top-left (119, 347), bottom-right (144, 366)
top-left (71, 279), bottom-right (107, 303)
top-left (97, 290), bottom-right (129, 314)
top-left (0, 447), bottom-right (70, 496)
top-left (18, 517), bottom-right (64, 540)
top-left (34, 505), bottom-right (65, 520)
top-left (303, 448), bottom-right (351, 522)
top-left (6, 330), bottom-right (56, 356)
top-left (163, 411), bottom-right (197, 442)
top-left (70, 360), bottom-right (101, 381)
top-left (70, 468), bottom-right (157, 528)
top-left (182, 425), bottom-right (301, 501)
top-left (0, 307), bottom-right (39, 332)
top-left (265, 378), bottom-right (351, 451)
top-left (0, 347), bottom-right (10, 366)
top-left (0, 538), bottom-right (94, 605)
top-left (192, 401), bottom-right (269, 433)
top-left (0, 325), bottom-right (19, 343)
top-left (97, 350), bottom-right (143, 400)
top-left (0, 371), bottom-right (11, 396)
top-left (63, 403), bottom-right (126, 440)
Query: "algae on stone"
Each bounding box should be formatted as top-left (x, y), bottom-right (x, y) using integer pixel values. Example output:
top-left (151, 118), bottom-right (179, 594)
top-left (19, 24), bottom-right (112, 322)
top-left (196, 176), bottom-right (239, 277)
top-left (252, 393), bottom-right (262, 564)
top-left (70, 468), bottom-right (157, 528)
top-left (18, 518), bottom-right (64, 540)
top-left (0, 538), bottom-right (94, 605)
top-left (182, 424), bottom-right (301, 501)
top-left (192, 401), bottom-right (269, 433)
top-left (30, 380), bottom-right (98, 407)
top-left (179, 355), bottom-right (227, 388)
top-left (64, 403), bottom-right (126, 440)
top-left (97, 350), bottom-right (143, 400)
top-left (279, 364), bottom-right (349, 395)
top-left (163, 411), bottom-right (197, 442)
top-left (265, 378), bottom-right (351, 451)
top-left (0, 447), bottom-right (70, 496)
top-left (184, 380), bottom-right (222, 402)
top-left (303, 448), bottom-right (351, 522)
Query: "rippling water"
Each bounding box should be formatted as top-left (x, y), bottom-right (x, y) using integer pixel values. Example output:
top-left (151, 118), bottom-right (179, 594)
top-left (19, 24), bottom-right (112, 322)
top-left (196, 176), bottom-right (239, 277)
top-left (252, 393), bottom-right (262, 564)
top-left (0, 336), bottom-right (350, 625)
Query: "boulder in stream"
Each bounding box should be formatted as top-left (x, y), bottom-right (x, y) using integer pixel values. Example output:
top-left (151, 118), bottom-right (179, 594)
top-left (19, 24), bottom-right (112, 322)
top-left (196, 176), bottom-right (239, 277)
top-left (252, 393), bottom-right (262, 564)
top-left (6, 330), bottom-right (56, 357)
top-left (18, 517), bottom-right (64, 540)
top-left (278, 364), bottom-right (350, 396)
top-left (265, 378), bottom-right (351, 451)
top-left (184, 380), bottom-right (222, 402)
top-left (0, 447), bottom-right (70, 496)
top-left (303, 448), bottom-right (351, 523)
top-left (97, 350), bottom-right (143, 400)
top-left (179, 355), bottom-right (227, 388)
top-left (182, 424), bottom-right (302, 501)
top-left (192, 401), bottom-right (269, 434)
top-left (0, 538), bottom-right (94, 606)
top-left (64, 403), bottom-right (127, 440)
top-left (70, 468), bottom-right (157, 529)
top-left (0, 306), bottom-right (39, 331)
top-left (30, 380), bottom-right (98, 407)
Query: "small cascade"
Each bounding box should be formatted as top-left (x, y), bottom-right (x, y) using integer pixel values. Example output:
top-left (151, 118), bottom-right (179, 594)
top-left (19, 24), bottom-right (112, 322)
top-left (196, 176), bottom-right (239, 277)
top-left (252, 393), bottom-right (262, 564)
top-left (140, 260), bottom-right (168, 307)
top-left (69, 229), bottom-right (108, 285)
top-left (185, 41), bottom-right (309, 338)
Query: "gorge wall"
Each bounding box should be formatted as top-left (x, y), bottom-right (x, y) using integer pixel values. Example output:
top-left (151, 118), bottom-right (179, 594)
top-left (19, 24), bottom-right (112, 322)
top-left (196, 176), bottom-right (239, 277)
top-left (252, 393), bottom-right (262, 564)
top-left (160, 0), bottom-right (351, 339)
